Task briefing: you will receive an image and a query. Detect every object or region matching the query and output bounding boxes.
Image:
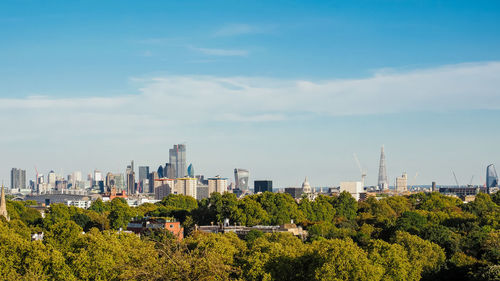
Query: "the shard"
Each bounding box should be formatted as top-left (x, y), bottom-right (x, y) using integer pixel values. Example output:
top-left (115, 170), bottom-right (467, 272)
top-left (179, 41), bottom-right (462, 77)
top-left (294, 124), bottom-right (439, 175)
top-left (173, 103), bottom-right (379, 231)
top-left (378, 146), bottom-right (388, 190)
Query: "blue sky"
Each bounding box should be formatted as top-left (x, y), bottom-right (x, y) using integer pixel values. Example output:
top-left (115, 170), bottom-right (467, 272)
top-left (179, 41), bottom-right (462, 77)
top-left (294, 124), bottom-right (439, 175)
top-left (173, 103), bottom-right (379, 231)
top-left (1, 0), bottom-right (499, 187)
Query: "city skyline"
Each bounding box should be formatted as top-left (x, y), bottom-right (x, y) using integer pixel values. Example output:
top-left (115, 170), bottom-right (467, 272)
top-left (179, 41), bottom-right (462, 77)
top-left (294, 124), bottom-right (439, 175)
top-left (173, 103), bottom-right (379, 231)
top-left (1, 1), bottom-right (500, 187)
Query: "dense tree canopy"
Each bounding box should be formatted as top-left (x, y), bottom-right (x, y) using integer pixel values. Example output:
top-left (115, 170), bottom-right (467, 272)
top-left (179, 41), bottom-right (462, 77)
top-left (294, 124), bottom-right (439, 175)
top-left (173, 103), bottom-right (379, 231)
top-left (0, 191), bottom-right (498, 280)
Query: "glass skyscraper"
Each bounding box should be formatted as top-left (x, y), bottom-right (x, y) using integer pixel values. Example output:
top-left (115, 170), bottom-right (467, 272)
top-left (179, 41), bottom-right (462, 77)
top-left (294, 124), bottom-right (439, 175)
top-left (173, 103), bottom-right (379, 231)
top-left (169, 144), bottom-right (187, 178)
top-left (486, 164), bottom-right (498, 192)
top-left (234, 168), bottom-right (250, 191)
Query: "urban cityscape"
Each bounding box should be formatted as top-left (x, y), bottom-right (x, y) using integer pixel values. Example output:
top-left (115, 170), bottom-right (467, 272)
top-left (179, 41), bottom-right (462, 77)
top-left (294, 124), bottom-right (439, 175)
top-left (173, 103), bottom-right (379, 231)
top-left (4, 144), bottom-right (499, 207)
top-left (1, 1), bottom-right (500, 281)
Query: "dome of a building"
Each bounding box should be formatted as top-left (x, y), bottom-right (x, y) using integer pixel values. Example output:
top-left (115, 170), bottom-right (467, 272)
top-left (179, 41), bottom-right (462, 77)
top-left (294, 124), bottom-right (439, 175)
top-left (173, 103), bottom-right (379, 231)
top-left (302, 177), bottom-right (311, 193)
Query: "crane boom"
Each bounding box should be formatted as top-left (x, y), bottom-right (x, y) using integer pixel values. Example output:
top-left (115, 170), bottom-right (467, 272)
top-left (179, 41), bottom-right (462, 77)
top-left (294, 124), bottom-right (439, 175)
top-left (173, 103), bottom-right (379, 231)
top-left (452, 171), bottom-right (460, 188)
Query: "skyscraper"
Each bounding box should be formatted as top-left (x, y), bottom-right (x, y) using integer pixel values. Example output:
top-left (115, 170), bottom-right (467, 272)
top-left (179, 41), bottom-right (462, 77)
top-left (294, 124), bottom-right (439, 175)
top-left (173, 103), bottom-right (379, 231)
top-left (169, 144), bottom-right (187, 178)
top-left (139, 166), bottom-right (149, 183)
top-left (486, 164), bottom-right (498, 193)
top-left (48, 170), bottom-right (56, 188)
top-left (187, 164), bottom-right (194, 178)
top-left (10, 168), bottom-right (26, 190)
top-left (157, 165), bottom-right (164, 178)
top-left (126, 161), bottom-right (135, 195)
top-left (234, 168), bottom-right (250, 191)
top-left (378, 146), bottom-right (388, 190)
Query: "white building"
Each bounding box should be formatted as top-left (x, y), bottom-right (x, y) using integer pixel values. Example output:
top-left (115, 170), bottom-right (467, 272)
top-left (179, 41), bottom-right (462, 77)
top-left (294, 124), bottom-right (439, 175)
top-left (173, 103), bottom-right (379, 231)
top-left (66, 200), bottom-right (92, 209)
top-left (174, 178), bottom-right (197, 199)
top-left (340, 181), bottom-right (364, 201)
top-left (208, 176), bottom-right (228, 195)
top-left (396, 172), bottom-right (408, 192)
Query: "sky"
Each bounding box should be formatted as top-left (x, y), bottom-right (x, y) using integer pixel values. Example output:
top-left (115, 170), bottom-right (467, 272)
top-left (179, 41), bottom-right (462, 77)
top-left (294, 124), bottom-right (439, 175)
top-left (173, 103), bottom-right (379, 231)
top-left (1, 0), bottom-right (500, 188)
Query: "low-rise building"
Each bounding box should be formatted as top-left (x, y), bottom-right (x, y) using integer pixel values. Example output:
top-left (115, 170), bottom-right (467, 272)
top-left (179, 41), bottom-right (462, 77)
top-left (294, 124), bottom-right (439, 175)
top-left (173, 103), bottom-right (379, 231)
top-left (127, 217), bottom-right (184, 241)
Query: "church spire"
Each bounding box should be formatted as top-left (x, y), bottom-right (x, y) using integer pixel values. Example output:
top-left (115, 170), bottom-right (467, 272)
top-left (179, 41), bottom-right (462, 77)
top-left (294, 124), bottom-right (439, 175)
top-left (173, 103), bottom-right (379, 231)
top-left (0, 184), bottom-right (9, 221)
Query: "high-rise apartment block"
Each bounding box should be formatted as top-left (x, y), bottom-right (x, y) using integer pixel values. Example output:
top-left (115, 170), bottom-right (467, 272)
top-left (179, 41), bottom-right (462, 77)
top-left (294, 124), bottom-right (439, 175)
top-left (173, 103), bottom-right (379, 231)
top-left (10, 168), bottom-right (26, 190)
top-left (154, 178), bottom-right (175, 200)
top-left (174, 178), bottom-right (197, 198)
top-left (208, 176), bottom-right (228, 195)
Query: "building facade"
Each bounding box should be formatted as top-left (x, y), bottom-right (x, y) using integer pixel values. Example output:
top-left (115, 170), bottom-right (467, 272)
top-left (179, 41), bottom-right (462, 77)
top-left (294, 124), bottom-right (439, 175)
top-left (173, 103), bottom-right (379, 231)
top-left (234, 168), bottom-right (250, 191)
top-left (154, 178), bottom-right (175, 200)
top-left (254, 180), bottom-right (273, 193)
top-left (340, 181), bottom-right (364, 201)
top-left (208, 176), bottom-right (228, 195)
top-left (396, 172), bottom-right (408, 192)
top-left (174, 178), bottom-right (197, 198)
top-left (10, 168), bottom-right (26, 190)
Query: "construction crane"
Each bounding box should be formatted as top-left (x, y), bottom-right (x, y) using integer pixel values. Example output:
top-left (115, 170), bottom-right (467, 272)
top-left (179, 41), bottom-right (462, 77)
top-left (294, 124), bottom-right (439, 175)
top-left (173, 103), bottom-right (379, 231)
top-left (452, 171), bottom-right (460, 188)
top-left (410, 172), bottom-right (419, 189)
top-left (468, 175), bottom-right (474, 187)
top-left (353, 153), bottom-right (367, 186)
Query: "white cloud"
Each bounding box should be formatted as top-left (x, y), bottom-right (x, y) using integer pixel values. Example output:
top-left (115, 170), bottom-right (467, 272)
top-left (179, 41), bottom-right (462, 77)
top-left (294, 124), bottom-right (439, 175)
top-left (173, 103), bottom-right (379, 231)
top-left (189, 46), bottom-right (249, 56)
top-left (1, 61), bottom-right (500, 142)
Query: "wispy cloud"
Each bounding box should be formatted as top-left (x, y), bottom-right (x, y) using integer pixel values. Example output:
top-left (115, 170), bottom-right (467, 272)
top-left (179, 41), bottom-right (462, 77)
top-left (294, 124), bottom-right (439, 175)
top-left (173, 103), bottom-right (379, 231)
top-left (188, 46), bottom-right (249, 56)
top-left (1, 61), bottom-right (500, 143)
top-left (213, 23), bottom-right (267, 37)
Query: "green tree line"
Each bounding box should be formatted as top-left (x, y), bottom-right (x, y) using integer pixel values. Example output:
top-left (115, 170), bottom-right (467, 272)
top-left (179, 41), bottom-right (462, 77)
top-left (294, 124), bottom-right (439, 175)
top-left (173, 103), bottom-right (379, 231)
top-left (0, 191), bottom-right (499, 280)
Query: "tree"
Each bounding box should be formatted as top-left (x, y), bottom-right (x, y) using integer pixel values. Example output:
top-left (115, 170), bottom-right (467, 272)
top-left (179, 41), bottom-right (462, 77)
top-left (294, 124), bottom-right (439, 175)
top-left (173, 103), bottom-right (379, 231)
top-left (367, 239), bottom-right (420, 281)
top-left (310, 238), bottom-right (384, 281)
top-left (333, 191), bottom-right (357, 221)
top-left (393, 231), bottom-right (446, 278)
top-left (108, 198), bottom-right (135, 230)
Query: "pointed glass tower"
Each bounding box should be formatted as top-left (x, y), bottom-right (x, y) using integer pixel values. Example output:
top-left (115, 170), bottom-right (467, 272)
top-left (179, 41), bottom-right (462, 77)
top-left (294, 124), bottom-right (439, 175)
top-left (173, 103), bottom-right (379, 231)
top-left (378, 146), bottom-right (388, 190)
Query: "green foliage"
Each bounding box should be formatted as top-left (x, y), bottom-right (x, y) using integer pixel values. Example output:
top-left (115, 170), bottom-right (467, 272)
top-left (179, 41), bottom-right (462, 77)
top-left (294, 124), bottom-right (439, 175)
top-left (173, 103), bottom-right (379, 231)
top-left (333, 191), bottom-right (358, 220)
top-left (108, 198), bottom-right (135, 230)
top-left (2, 192), bottom-right (499, 280)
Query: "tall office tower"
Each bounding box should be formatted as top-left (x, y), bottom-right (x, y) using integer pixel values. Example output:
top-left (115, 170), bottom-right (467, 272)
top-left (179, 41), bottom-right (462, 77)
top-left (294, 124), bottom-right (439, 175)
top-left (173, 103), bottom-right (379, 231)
top-left (93, 170), bottom-right (103, 187)
top-left (486, 164), bottom-right (498, 192)
top-left (396, 172), bottom-right (408, 192)
top-left (187, 164), bottom-right (194, 178)
top-left (114, 174), bottom-right (125, 190)
top-left (169, 144), bottom-right (187, 178)
top-left (157, 165), bottom-right (164, 178)
top-left (106, 172), bottom-right (115, 189)
top-left (138, 166), bottom-right (150, 193)
top-left (377, 146), bottom-right (388, 190)
top-left (0, 184), bottom-right (9, 221)
top-left (254, 180), bottom-right (273, 193)
top-left (148, 171), bottom-right (159, 194)
top-left (432, 181), bottom-right (437, 192)
top-left (165, 163), bottom-right (176, 179)
top-left (139, 166), bottom-right (149, 182)
top-left (234, 168), bottom-right (250, 191)
top-left (126, 163), bottom-right (135, 195)
top-left (208, 176), bottom-right (228, 194)
top-left (47, 170), bottom-right (56, 188)
top-left (10, 168), bottom-right (26, 190)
